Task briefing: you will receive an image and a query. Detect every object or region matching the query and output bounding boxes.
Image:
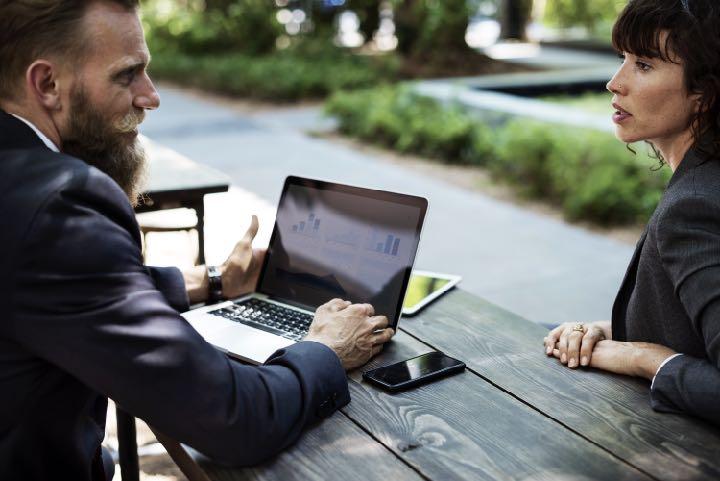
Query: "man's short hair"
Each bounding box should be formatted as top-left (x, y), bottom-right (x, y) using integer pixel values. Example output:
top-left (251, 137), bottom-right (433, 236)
top-left (0, 0), bottom-right (139, 101)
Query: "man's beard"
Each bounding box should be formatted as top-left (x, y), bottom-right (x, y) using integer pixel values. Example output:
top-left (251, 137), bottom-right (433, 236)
top-left (62, 87), bottom-right (147, 206)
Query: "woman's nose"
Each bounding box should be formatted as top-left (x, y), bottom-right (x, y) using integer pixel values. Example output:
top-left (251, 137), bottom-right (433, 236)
top-left (607, 68), bottom-right (626, 95)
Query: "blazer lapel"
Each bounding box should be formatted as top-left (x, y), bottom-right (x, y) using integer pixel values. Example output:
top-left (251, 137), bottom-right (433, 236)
top-left (611, 226), bottom-right (648, 341)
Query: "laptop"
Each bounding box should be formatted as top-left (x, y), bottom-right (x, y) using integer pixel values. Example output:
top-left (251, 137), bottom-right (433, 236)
top-left (183, 176), bottom-right (428, 364)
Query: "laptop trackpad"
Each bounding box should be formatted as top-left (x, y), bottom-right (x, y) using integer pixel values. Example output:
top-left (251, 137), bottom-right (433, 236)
top-left (198, 317), bottom-right (295, 364)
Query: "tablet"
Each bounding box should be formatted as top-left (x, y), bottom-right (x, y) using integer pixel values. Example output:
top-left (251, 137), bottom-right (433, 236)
top-left (401, 270), bottom-right (462, 316)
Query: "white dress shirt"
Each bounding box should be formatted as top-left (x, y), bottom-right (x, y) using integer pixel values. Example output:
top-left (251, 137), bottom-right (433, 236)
top-left (11, 114), bottom-right (60, 152)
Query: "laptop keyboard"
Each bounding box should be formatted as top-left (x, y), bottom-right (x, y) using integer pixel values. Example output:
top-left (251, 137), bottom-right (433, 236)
top-left (209, 298), bottom-right (313, 341)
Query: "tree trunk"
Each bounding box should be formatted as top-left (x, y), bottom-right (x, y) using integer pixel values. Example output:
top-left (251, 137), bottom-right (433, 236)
top-left (499, 0), bottom-right (533, 40)
top-left (355, 0), bottom-right (381, 44)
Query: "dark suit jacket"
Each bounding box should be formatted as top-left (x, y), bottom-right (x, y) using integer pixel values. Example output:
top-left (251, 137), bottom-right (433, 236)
top-left (612, 144), bottom-right (720, 426)
top-left (0, 110), bottom-right (350, 481)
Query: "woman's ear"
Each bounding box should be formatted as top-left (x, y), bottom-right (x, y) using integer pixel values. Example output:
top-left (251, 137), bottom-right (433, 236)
top-left (25, 60), bottom-right (63, 111)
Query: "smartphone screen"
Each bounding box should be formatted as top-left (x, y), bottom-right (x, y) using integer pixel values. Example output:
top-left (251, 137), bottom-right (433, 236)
top-left (364, 352), bottom-right (465, 389)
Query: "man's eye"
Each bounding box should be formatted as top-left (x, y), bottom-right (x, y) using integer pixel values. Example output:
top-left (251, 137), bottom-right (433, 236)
top-left (118, 70), bottom-right (135, 85)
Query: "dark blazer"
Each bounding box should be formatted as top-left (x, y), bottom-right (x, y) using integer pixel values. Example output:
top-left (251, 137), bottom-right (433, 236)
top-left (612, 144), bottom-right (720, 426)
top-left (0, 110), bottom-right (350, 481)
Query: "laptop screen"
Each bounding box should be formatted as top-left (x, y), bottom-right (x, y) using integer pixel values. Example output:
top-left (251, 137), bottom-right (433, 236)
top-left (257, 176), bottom-right (427, 326)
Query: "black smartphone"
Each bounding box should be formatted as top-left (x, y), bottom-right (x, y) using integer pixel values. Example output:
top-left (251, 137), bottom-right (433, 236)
top-left (362, 351), bottom-right (466, 392)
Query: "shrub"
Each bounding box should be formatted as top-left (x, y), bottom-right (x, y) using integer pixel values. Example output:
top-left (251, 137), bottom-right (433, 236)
top-left (326, 87), bottom-right (492, 165)
top-left (490, 120), bottom-right (560, 199)
top-left (148, 50), bottom-right (399, 101)
top-left (326, 86), bottom-right (671, 225)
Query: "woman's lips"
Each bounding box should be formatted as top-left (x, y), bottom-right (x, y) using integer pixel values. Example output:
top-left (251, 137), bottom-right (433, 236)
top-left (612, 103), bottom-right (632, 124)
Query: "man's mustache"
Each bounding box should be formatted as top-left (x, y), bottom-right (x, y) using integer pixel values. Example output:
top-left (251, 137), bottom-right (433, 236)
top-left (115, 110), bottom-right (145, 133)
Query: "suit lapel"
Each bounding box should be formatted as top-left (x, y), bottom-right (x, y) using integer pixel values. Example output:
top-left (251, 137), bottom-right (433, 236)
top-left (0, 110), bottom-right (47, 151)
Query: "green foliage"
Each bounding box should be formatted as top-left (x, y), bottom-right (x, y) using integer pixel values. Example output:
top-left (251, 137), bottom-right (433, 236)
top-left (493, 120), bottom-right (669, 224)
top-left (149, 48), bottom-right (400, 101)
top-left (142, 0), bottom-right (281, 55)
top-left (544, 0), bottom-right (627, 34)
top-left (393, 0), bottom-right (472, 57)
top-left (326, 87), bottom-right (492, 164)
top-left (326, 86), bottom-right (671, 225)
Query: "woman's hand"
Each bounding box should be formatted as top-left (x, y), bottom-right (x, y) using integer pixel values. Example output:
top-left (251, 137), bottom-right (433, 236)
top-left (543, 321), bottom-right (611, 368)
top-left (547, 335), bottom-right (678, 380)
top-left (585, 340), bottom-right (676, 379)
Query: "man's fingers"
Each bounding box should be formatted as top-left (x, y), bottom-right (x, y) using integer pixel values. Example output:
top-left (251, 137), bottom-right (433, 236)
top-left (371, 344), bottom-right (384, 357)
top-left (369, 315), bottom-right (389, 330)
top-left (321, 298), bottom-right (349, 312)
top-left (350, 303), bottom-right (374, 316)
top-left (241, 215), bottom-right (259, 243)
top-left (372, 328), bottom-right (394, 345)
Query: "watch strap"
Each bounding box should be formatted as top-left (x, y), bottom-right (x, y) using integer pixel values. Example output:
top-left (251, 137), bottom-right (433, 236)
top-left (207, 265), bottom-right (224, 303)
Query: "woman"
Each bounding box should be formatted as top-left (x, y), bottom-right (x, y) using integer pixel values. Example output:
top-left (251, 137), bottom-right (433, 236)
top-left (544, 0), bottom-right (720, 426)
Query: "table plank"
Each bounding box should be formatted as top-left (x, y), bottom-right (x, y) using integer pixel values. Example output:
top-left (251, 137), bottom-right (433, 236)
top-left (342, 331), bottom-right (653, 481)
top-left (191, 405), bottom-right (424, 481)
top-left (400, 289), bottom-right (720, 481)
top-left (141, 136), bottom-right (230, 195)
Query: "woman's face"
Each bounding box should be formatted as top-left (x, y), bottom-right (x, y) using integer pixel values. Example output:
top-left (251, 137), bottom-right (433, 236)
top-left (606, 33), bottom-right (699, 146)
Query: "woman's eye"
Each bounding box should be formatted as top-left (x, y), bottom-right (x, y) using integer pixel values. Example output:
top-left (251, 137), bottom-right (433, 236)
top-left (636, 61), bottom-right (651, 72)
top-left (617, 53), bottom-right (626, 63)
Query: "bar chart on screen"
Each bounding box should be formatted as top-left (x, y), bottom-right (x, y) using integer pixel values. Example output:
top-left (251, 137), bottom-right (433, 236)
top-left (291, 213), bottom-right (321, 238)
top-left (366, 229), bottom-right (402, 257)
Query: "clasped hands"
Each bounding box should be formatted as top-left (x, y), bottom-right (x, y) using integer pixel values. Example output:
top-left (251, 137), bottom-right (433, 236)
top-left (543, 321), bottom-right (676, 380)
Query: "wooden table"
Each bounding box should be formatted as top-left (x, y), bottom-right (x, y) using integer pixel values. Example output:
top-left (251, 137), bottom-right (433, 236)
top-left (117, 137), bottom-right (231, 481)
top-left (158, 289), bottom-right (720, 481)
top-left (135, 136), bottom-right (231, 264)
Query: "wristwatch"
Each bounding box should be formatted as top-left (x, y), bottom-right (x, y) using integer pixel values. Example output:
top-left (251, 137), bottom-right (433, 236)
top-left (207, 265), bottom-right (224, 303)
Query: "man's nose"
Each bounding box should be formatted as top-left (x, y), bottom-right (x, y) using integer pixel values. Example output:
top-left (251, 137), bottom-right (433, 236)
top-left (134, 74), bottom-right (160, 111)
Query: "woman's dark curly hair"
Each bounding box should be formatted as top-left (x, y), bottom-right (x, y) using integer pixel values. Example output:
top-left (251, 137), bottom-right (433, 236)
top-left (612, 0), bottom-right (720, 161)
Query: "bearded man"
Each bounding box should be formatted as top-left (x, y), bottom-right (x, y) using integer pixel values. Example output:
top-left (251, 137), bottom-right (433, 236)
top-left (0, 1), bottom-right (394, 480)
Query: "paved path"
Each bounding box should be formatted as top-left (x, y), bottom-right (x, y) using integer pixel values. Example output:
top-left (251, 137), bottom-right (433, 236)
top-left (140, 86), bottom-right (636, 326)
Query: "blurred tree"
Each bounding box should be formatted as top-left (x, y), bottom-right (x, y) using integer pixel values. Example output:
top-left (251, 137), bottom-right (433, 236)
top-left (311, 0), bottom-right (346, 37)
top-left (142, 0), bottom-right (281, 55)
top-left (544, 0), bottom-right (625, 34)
top-left (499, 0), bottom-right (533, 40)
top-left (394, 0), bottom-right (472, 57)
top-left (353, 0), bottom-right (381, 44)
top-left (393, 0), bottom-right (425, 56)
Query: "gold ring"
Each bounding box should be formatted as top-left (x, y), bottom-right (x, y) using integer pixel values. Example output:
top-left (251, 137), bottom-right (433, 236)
top-left (572, 323), bottom-right (585, 333)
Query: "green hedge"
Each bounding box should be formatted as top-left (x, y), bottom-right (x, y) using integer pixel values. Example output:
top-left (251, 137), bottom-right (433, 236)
top-left (325, 86), bottom-right (670, 225)
top-left (148, 48), bottom-right (400, 101)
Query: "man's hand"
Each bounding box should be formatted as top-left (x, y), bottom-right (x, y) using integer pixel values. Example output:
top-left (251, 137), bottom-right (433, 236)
top-left (304, 298), bottom-right (395, 371)
top-left (220, 215), bottom-right (266, 299)
top-left (550, 339), bottom-right (677, 380)
top-left (543, 321), bottom-right (611, 368)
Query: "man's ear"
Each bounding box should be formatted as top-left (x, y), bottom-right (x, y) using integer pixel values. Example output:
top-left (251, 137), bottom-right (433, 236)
top-left (25, 60), bottom-right (63, 110)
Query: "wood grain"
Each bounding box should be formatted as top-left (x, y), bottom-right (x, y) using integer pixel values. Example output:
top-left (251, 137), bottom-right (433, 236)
top-left (189, 406), bottom-right (424, 481)
top-left (342, 331), bottom-right (653, 481)
top-left (398, 289), bottom-right (720, 481)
